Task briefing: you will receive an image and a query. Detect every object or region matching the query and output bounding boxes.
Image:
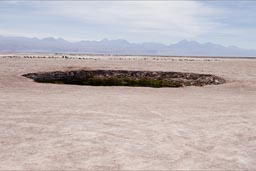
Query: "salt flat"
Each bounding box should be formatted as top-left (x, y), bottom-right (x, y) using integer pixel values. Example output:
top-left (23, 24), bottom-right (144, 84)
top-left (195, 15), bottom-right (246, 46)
top-left (0, 54), bottom-right (256, 170)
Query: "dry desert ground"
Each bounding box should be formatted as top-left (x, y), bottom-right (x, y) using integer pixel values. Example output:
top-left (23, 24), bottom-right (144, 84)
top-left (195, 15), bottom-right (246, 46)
top-left (0, 53), bottom-right (256, 170)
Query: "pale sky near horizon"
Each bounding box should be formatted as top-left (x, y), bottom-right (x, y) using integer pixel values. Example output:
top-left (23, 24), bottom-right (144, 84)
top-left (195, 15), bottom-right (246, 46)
top-left (0, 1), bottom-right (255, 49)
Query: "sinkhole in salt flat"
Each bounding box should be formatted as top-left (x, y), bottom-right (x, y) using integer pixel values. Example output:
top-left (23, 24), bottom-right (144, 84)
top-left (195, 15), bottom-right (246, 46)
top-left (23, 70), bottom-right (226, 88)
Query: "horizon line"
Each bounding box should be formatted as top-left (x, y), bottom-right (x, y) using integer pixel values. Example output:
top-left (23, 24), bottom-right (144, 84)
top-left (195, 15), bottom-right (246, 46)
top-left (0, 34), bottom-right (249, 50)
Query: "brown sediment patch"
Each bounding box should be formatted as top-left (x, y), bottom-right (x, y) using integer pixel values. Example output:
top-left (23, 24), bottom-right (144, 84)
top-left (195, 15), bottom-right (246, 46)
top-left (22, 70), bottom-right (226, 88)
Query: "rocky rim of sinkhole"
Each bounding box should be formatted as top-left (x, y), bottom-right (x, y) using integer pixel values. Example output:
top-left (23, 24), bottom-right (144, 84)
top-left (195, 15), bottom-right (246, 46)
top-left (22, 70), bottom-right (226, 88)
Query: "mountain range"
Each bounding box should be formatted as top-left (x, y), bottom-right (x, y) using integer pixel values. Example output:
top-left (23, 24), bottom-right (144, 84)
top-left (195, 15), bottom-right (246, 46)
top-left (0, 35), bottom-right (256, 57)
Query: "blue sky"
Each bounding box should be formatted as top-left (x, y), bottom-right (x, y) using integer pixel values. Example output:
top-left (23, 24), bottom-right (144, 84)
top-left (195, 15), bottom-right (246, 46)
top-left (0, 1), bottom-right (256, 49)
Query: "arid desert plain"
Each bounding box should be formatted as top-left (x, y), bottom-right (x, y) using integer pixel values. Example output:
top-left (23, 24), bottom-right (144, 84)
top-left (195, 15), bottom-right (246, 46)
top-left (0, 53), bottom-right (256, 170)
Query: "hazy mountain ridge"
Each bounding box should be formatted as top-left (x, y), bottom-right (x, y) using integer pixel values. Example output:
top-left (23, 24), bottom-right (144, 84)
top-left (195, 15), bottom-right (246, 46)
top-left (0, 35), bottom-right (256, 57)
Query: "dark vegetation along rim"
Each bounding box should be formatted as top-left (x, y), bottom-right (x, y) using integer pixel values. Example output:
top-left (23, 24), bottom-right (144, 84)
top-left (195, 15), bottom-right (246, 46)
top-left (22, 70), bottom-right (226, 88)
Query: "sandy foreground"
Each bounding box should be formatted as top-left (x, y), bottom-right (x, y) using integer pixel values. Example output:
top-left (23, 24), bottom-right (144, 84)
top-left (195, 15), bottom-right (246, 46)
top-left (0, 54), bottom-right (256, 170)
